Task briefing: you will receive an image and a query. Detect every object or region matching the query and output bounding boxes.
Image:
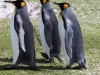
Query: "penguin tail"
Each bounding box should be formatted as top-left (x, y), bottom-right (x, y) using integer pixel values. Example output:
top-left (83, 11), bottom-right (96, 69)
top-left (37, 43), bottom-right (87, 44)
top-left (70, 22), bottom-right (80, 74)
top-left (40, 52), bottom-right (49, 59)
top-left (53, 54), bottom-right (63, 63)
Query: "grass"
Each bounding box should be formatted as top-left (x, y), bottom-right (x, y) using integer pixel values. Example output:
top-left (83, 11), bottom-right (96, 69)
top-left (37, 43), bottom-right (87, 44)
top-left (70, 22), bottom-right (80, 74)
top-left (0, 0), bottom-right (100, 75)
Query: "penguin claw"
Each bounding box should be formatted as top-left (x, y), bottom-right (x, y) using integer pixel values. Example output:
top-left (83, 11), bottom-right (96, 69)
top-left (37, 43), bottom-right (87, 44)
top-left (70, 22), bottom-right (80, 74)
top-left (40, 52), bottom-right (49, 59)
top-left (2, 65), bottom-right (16, 70)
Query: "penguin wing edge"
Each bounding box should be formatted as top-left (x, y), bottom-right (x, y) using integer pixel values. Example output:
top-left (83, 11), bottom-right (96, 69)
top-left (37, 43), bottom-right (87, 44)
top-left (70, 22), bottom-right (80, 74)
top-left (44, 18), bottom-right (53, 49)
top-left (16, 14), bottom-right (26, 52)
top-left (65, 26), bottom-right (73, 58)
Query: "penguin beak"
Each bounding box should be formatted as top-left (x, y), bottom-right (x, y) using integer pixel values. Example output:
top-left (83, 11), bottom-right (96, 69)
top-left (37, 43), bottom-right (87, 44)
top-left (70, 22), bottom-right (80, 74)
top-left (4, 1), bottom-right (15, 5)
top-left (53, 2), bottom-right (60, 6)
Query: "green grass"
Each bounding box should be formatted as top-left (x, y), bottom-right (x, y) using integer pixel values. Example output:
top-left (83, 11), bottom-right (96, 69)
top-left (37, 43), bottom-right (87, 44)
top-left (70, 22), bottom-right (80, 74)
top-left (0, 0), bottom-right (100, 75)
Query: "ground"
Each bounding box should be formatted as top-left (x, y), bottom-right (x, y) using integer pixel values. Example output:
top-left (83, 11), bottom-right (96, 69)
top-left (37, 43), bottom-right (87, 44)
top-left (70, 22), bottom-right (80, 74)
top-left (0, 0), bottom-right (100, 75)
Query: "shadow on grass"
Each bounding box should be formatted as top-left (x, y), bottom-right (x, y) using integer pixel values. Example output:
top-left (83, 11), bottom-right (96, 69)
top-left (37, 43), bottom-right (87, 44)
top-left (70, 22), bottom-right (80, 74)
top-left (38, 65), bottom-right (83, 70)
top-left (0, 64), bottom-right (39, 71)
top-left (0, 65), bottom-right (61, 71)
top-left (0, 58), bottom-right (84, 71)
top-left (36, 58), bottom-right (50, 63)
top-left (0, 65), bottom-right (83, 71)
top-left (0, 58), bottom-right (44, 63)
top-left (0, 58), bottom-right (12, 62)
top-left (0, 58), bottom-right (48, 63)
top-left (0, 58), bottom-right (49, 63)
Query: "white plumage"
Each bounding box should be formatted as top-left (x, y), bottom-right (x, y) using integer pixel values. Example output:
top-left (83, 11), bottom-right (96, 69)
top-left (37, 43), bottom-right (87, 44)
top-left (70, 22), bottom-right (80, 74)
top-left (58, 13), bottom-right (70, 65)
top-left (10, 10), bottom-right (19, 65)
top-left (17, 14), bottom-right (26, 52)
top-left (38, 10), bottom-right (50, 58)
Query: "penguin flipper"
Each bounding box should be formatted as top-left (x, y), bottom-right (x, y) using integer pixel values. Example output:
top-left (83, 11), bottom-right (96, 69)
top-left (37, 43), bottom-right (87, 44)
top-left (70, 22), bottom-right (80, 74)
top-left (44, 20), bottom-right (53, 49)
top-left (17, 14), bottom-right (26, 52)
top-left (65, 26), bottom-right (73, 58)
top-left (43, 18), bottom-right (54, 62)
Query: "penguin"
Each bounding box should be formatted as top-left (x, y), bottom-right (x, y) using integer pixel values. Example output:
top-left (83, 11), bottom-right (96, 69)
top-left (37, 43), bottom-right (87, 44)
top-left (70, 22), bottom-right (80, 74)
top-left (38, 0), bottom-right (63, 63)
top-left (53, 2), bottom-right (86, 69)
top-left (3, 0), bottom-right (38, 70)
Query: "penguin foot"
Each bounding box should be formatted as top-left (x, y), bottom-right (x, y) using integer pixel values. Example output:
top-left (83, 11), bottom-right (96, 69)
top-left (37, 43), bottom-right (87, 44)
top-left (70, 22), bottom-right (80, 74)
top-left (72, 65), bottom-right (86, 70)
top-left (27, 66), bottom-right (39, 71)
top-left (49, 58), bottom-right (54, 63)
top-left (79, 61), bottom-right (86, 69)
top-left (65, 65), bottom-right (71, 69)
top-left (40, 52), bottom-right (49, 59)
top-left (79, 64), bottom-right (86, 69)
top-left (72, 66), bottom-right (82, 70)
top-left (2, 65), bottom-right (16, 70)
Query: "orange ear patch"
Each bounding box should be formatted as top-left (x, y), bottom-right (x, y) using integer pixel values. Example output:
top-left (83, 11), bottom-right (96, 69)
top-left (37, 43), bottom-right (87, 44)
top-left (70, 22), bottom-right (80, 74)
top-left (63, 4), bottom-right (69, 10)
top-left (43, 0), bottom-right (46, 4)
top-left (21, 2), bottom-right (25, 8)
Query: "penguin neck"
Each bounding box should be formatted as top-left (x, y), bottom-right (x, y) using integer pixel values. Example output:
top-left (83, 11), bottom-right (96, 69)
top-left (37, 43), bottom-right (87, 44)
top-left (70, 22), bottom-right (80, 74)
top-left (61, 7), bottom-right (70, 17)
top-left (16, 5), bottom-right (28, 14)
top-left (42, 2), bottom-right (51, 9)
top-left (61, 9), bottom-right (67, 18)
top-left (62, 7), bottom-right (75, 19)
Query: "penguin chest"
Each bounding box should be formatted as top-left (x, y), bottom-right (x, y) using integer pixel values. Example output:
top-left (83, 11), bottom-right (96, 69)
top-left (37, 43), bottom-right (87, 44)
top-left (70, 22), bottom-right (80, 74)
top-left (10, 12), bottom-right (19, 65)
top-left (58, 15), bottom-right (70, 65)
top-left (58, 16), bottom-right (66, 50)
top-left (38, 11), bottom-right (50, 58)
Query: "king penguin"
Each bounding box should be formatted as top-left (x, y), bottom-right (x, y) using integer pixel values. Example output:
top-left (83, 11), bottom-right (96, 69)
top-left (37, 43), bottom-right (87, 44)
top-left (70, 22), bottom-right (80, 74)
top-left (54, 2), bottom-right (86, 69)
top-left (3, 0), bottom-right (38, 70)
top-left (38, 0), bottom-right (63, 63)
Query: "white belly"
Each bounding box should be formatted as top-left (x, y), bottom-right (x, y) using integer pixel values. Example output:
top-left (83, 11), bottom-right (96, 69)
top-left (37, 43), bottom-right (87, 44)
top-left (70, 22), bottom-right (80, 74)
top-left (38, 12), bottom-right (50, 58)
top-left (58, 16), bottom-right (70, 65)
top-left (10, 12), bottom-right (19, 65)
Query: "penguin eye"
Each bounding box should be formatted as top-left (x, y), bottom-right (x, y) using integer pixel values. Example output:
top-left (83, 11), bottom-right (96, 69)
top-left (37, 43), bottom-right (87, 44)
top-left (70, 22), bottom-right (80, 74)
top-left (21, 2), bottom-right (25, 8)
top-left (43, 0), bottom-right (46, 4)
top-left (63, 4), bottom-right (69, 9)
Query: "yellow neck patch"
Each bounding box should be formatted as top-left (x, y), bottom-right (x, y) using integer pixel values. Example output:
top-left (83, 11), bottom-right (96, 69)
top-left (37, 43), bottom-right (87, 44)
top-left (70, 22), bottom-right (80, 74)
top-left (14, 9), bottom-right (16, 13)
top-left (59, 12), bottom-right (64, 26)
top-left (63, 4), bottom-right (69, 10)
top-left (21, 2), bottom-right (25, 8)
top-left (43, 0), bottom-right (46, 4)
top-left (59, 12), bottom-right (62, 18)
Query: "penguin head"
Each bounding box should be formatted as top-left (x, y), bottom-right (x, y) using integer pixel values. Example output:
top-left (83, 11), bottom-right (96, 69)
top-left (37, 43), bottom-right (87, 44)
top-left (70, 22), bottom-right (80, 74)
top-left (40, 0), bottom-right (49, 5)
top-left (53, 2), bottom-right (70, 11)
top-left (4, 0), bottom-right (26, 9)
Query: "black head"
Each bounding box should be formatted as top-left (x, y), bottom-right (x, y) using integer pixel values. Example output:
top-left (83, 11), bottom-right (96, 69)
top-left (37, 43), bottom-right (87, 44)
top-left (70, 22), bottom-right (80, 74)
top-left (40, 0), bottom-right (49, 5)
top-left (4, 0), bottom-right (26, 9)
top-left (54, 2), bottom-right (70, 11)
